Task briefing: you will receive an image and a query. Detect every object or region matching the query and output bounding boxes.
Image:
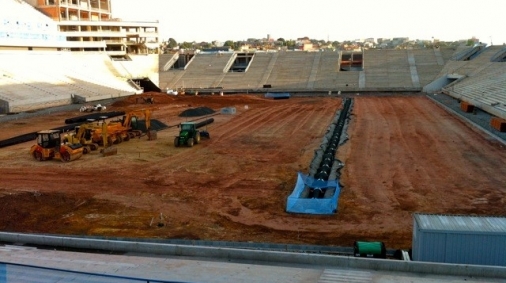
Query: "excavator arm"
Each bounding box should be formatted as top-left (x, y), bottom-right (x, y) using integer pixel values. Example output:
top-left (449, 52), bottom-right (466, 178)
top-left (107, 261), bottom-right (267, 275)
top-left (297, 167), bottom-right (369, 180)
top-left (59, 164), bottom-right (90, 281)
top-left (121, 109), bottom-right (153, 131)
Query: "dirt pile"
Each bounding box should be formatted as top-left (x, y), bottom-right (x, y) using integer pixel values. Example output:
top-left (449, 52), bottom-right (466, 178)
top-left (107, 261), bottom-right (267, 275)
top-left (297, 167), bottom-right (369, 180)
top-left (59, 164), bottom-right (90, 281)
top-left (179, 107), bottom-right (215, 117)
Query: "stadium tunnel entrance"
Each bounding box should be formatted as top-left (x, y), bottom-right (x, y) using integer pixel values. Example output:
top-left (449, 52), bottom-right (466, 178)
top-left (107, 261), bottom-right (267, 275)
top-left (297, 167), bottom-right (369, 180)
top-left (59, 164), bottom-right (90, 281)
top-left (134, 78), bottom-right (161, 92)
top-left (229, 53), bottom-right (254, 72)
top-left (340, 52), bottom-right (363, 71)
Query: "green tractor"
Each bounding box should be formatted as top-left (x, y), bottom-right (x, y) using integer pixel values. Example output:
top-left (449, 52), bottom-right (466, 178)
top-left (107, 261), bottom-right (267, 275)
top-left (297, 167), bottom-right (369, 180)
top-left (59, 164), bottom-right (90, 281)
top-left (174, 118), bottom-right (213, 147)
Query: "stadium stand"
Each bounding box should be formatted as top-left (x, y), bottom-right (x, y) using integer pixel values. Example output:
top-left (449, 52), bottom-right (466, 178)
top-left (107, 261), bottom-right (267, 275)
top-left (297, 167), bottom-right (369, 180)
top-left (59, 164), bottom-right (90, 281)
top-left (264, 51), bottom-right (316, 89)
top-left (162, 48), bottom-right (452, 93)
top-left (0, 51), bottom-right (139, 112)
top-left (169, 52), bottom-right (235, 89)
top-left (313, 50), bottom-right (341, 89)
top-left (420, 45), bottom-right (506, 119)
top-left (442, 64), bottom-right (506, 119)
top-left (112, 55), bottom-right (160, 87)
top-left (0, 0), bottom-right (160, 113)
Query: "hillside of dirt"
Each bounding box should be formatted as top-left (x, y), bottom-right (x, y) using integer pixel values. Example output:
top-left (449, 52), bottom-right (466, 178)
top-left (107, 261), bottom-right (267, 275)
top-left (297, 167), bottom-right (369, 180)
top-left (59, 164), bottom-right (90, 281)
top-left (0, 93), bottom-right (505, 249)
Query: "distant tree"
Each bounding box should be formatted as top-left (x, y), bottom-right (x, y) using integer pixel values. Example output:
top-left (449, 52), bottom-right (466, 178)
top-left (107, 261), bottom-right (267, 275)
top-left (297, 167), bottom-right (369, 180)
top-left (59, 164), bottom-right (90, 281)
top-left (285, 39), bottom-right (295, 48)
top-left (466, 39), bottom-right (475, 46)
top-left (224, 40), bottom-right (235, 50)
top-left (234, 41), bottom-right (243, 50)
top-left (167, 38), bottom-right (178, 48)
top-left (277, 38), bottom-right (285, 44)
top-left (199, 42), bottom-right (212, 49)
top-left (180, 41), bottom-right (193, 49)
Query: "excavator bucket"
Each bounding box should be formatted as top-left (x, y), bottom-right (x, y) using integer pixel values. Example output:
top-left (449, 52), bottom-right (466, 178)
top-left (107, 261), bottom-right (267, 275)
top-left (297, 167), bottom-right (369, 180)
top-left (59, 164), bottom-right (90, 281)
top-left (59, 144), bottom-right (84, 162)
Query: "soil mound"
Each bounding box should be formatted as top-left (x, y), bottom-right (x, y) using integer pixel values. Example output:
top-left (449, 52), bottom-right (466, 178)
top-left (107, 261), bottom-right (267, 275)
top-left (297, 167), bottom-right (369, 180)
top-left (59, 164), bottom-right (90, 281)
top-left (179, 107), bottom-right (216, 117)
top-left (112, 92), bottom-right (176, 107)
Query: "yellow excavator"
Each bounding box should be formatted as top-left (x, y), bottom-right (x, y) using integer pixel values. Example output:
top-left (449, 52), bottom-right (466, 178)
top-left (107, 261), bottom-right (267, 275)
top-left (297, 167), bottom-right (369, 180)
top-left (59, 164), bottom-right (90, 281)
top-left (95, 109), bottom-right (155, 143)
top-left (30, 130), bottom-right (84, 162)
top-left (116, 108), bottom-right (153, 137)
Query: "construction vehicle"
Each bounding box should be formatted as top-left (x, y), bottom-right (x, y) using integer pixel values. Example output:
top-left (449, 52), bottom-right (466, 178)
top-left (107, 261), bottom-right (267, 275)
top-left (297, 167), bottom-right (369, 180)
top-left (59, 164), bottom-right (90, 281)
top-left (79, 103), bottom-right (106, 112)
top-left (89, 109), bottom-right (155, 146)
top-left (97, 121), bottom-right (118, 156)
top-left (74, 120), bottom-right (117, 156)
top-left (30, 130), bottom-right (84, 162)
top-left (110, 108), bottom-right (154, 138)
top-left (63, 121), bottom-right (100, 154)
top-left (174, 118), bottom-right (213, 147)
top-left (166, 88), bottom-right (178, 95)
top-left (121, 109), bottom-right (153, 136)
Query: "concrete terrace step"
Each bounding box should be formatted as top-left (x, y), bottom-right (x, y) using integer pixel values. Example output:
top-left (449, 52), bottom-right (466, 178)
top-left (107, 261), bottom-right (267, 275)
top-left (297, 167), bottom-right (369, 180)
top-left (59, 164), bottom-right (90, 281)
top-left (318, 269), bottom-right (373, 283)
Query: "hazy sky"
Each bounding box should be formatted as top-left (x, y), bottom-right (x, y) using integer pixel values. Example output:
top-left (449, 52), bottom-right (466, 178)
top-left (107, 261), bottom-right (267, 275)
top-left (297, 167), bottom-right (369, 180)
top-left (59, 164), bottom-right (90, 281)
top-left (111, 0), bottom-right (505, 44)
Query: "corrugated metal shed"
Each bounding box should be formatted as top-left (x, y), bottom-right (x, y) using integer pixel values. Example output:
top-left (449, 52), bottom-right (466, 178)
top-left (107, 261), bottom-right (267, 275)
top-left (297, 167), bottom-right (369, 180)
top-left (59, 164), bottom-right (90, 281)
top-left (414, 214), bottom-right (506, 234)
top-left (412, 213), bottom-right (506, 267)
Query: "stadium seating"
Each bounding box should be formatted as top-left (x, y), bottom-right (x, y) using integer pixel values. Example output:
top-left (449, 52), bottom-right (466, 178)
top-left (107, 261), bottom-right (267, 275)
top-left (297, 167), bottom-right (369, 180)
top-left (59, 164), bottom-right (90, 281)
top-left (162, 49), bottom-right (451, 93)
top-left (0, 51), bottom-right (139, 113)
top-left (264, 51), bottom-right (316, 89)
top-left (444, 64), bottom-right (506, 110)
top-left (169, 52), bottom-right (235, 89)
top-left (433, 46), bottom-right (506, 119)
top-left (313, 51), bottom-right (341, 89)
top-left (219, 52), bottom-right (274, 90)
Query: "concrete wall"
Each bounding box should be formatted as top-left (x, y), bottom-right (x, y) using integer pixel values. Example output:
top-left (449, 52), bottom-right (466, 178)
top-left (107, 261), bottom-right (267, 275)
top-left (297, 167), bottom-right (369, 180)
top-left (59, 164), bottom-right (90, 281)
top-left (0, 232), bottom-right (504, 279)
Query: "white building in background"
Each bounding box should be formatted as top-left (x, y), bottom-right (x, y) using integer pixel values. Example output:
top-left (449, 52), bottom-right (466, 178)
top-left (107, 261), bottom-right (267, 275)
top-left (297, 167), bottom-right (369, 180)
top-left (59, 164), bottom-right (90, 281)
top-left (3, 0), bottom-right (160, 55)
top-left (0, 0), bottom-right (163, 114)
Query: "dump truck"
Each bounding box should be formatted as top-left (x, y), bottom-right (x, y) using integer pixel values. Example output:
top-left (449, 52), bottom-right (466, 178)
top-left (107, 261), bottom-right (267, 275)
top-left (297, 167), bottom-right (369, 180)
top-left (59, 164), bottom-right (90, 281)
top-left (30, 130), bottom-right (84, 162)
top-left (174, 118), bottom-right (213, 147)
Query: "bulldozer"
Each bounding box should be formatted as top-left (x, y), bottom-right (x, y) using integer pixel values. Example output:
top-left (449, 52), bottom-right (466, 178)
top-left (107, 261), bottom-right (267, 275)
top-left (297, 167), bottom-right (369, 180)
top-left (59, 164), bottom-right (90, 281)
top-left (174, 118), bottom-right (213, 147)
top-left (30, 130), bottom-right (84, 162)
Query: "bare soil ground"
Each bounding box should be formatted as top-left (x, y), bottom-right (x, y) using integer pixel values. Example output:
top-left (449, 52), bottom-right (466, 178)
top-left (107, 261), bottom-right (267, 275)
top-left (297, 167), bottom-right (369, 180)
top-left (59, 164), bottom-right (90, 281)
top-left (0, 93), bottom-right (505, 249)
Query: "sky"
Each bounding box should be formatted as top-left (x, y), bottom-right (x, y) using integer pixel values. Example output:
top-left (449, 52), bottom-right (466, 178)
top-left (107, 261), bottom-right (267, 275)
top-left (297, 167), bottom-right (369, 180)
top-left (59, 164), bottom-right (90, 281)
top-left (111, 0), bottom-right (506, 44)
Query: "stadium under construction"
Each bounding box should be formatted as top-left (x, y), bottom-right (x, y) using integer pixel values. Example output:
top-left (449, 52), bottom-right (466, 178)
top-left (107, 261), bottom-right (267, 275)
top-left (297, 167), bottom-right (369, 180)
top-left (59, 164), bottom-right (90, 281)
top-left (1, 0), bottom-right (506, 282)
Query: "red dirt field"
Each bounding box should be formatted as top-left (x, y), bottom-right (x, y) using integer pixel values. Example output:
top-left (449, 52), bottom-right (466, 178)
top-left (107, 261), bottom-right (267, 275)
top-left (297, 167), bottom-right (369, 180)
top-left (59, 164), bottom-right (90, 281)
top-left (0, 93), bottom-right (505, 250)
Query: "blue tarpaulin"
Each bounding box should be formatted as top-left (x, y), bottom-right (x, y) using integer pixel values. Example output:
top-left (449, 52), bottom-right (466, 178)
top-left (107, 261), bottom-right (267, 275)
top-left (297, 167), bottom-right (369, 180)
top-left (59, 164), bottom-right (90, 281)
top-left (265, 92), bottom-right (291, 99)
top-left (286, 172), bottom-right (340, 214)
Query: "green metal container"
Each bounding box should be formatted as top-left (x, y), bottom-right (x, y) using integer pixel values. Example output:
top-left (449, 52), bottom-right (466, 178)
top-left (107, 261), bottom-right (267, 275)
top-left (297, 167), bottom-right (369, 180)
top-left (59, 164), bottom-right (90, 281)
top-left (353, 241), bottom-right (386, 258)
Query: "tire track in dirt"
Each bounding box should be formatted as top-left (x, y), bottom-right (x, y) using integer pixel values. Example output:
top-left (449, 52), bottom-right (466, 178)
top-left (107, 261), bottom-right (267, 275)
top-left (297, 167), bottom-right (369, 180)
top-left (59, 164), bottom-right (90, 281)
top-left (288, 99), bottom-right (342, 136)
top-left (384, 97), bottom-right (434, 211)
top-left (397, 98), bottom-right (443, 208)
top-left (258, 102), bottom-right (333, 139)
top-left (260, 103), bottom-right (313, 136)
top-left (210, 104), bottom-right (285, 143)
top-left (212, 101), bottom-right (311, 144)
top-left (406, 98), bottom-right (465, 207)
top-left (344, 97), bottom-right (393, 209)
